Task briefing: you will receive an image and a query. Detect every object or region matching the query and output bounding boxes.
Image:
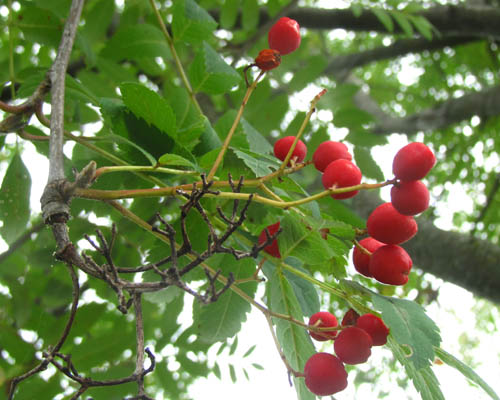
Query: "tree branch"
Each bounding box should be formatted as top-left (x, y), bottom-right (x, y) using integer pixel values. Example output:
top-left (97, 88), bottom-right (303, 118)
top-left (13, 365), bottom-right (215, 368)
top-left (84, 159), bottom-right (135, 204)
top-left (357, 84), bottom-right (500, 135)
top-left (286, 5), bottom-right (500, 40)
top-left (325, 36), bottom-right (479, 79)
top-left (47, 0), bottom-right (85, 183)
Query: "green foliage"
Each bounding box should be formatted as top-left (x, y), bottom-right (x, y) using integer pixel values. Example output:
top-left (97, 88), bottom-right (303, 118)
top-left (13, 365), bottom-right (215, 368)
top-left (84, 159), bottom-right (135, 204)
top-left (1, 0), bottom-right (499, 399)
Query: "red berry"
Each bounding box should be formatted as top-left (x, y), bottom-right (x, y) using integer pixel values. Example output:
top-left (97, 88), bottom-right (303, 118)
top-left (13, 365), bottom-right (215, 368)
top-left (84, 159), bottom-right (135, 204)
top-left (393, 142), bottom-right (436, 181)
top-left (304, 353), bottom-right (348, 396)
top-left (341, 308), bottom-right (360, 327)
top-left (258, 222), bottom-right (281, 258)
top-left (369, 244), bottom-right (413, 285)
top-left (254, 49), bottom-right (281, 71)
top-left (322, 159), bottom-right (362, 200)
top-left (268, 17), bottom-right (301, 55)
top-left (367, 202), bottom-right (417, 244)
top-left (352, 237), bottom-right (384, 277)
top-left (334, 326), bottom-right (372, 365)
top-left (273, 136), bottom-right (307, 165)
top-left (356, 314), bottom-right (390, 346)
top-left (312, 141), bottom-right (352, 172)
top-left (391, 180), bottom-right (430, 216)
top-left (308, 311), bottom-right (339, 341)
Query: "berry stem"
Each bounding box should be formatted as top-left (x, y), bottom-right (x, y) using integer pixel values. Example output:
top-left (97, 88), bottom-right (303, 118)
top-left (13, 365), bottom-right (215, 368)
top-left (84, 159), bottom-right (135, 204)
top-left (207, 70), bottom-right (265, 182)
top-left (278, 89), bottom-right (327, 173)
top-left (95, 165), bottom-right (199, 179)
top-left (149, 0), bottom-right (202, 115)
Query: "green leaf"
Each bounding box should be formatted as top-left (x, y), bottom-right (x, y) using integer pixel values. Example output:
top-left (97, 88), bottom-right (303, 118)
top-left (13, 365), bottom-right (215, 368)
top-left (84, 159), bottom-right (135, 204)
top-left (157, 153), bottom-right (197, 169)
top-left (17, 6), bottom-right (63, 47)
top-left (172, 0), bottom-right (217, 44)
top-left (193, 256), bottom-right (257, 344)
top-left (280, 214), bottom-right (337, 265)
top-left (372, 294), bottom-right (441, 369)
top-left (334, 107), bottom-right (374, 127)
top-left (189, 42), bottom-right (242, 95)
top-left (220, 0), bottom-right (240, 29)
top-left (282, 260), bottom-right (321, 317)
top-left (372, 8), bottom-right (394, 32)
top-left (409, 15), bottom-right (434, 40)
top-left (101, 24), bottom-right (170, 61)
top-left (354, 146), bottom-right (385, 181)
top-left (241, 118), bottom-right (273, 154)
top-left (120, 82), bottom-right (176, 139)
top-left (390, 10), bottom-right (414, 37)
top-left (267, 266), bottom-right (316, 400)
top-left (243, 344), bottom-right (257, 358)
top-left (242, 0), bottom-right (259, 31)
top-left (0, 152), bottom-right (31, 244)
top-left (351, 4), bottom-right (363, 17)
top-left (231, 148), bottom-right (280, 177)
top-left (229, 363), bottom-right (237, 383)
top-left (229, 336), bottom-right (238, 355)
top-left (434, 347), bottom-right (500, 400)
top-left (387, 337), bottom-right (445, 400)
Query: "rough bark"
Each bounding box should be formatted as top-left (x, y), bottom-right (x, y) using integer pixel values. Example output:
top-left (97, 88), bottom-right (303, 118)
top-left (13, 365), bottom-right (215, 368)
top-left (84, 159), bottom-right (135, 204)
top-left (354, 84), bottom-right (500, 135)
top-left (351, 190), bottom-right (500, 304)
top-left (287, 5), bottom-right (500, 40)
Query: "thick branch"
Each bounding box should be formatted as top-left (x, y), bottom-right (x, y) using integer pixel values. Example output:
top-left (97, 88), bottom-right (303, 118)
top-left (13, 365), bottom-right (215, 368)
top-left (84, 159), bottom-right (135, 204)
top-left (351, 191), bottom-right (500, 304)
top-left (286, 5), bottom-right (500, 40)
top-left (356, 84), bottom-right (500, 135)
top-left (325, 36), bottom-right (479, 79)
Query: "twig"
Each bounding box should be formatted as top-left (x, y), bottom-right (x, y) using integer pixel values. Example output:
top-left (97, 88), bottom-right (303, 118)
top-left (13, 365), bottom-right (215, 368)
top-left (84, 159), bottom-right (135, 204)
top-left (47, 0), bottom-right (85, 183)
top-left (133, 293), bottom-right (147, 396)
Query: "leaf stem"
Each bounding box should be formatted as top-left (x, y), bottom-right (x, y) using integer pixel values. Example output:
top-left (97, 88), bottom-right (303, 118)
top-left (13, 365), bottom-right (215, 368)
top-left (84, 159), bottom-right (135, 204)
top-left (95, 165), bottom-right (198, 179)
top-left (148, 0), bottom-right (202, 115)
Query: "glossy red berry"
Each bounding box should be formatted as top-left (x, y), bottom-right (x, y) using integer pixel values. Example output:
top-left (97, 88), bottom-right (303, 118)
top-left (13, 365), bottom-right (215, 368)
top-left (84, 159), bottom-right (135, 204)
top-left (268, 17), bottom-right (301, 55)
top-left (391, 180), bottom-right (430, 216)
top-left (312, 141), bottom-right (352, 172)
top-left (369, 244), bottom-right (413, 285)
top-left (273, 136), bottom-right (307, 165)
top-left (334, 326), bottom-right (373, 365)
top-left (393, 142), bottom-right (436, 181)
top-left (356, 314), bottom-right (390, 346)
top-left (308, 311), bottom-right (339, 341)
top-left (304, 353), bottom-right (348, 396)
top-left (254, 49), bottom-right (281, 71)
top-left (367, 202), bottom-right (417, 244)
top-left (258, 222), bottom-right (281, 258)
top-left (352, 237), bottom-right (384, 277)
top-left (341, 308), bottom-right (360, 327)
top-left (322, 159), bottom-right (362, 199)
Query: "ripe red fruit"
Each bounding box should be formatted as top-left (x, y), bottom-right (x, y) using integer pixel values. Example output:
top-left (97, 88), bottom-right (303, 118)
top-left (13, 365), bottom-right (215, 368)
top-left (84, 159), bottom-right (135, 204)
top-left (393, 142), bottom-right (436, 181)
top-left (304, 353), bottom-right (348, 396)
top-left (341, 308), bottom-right (360, 327)
top-left (322, 159), bottom-right (362, 199)
top-left (334, 326), bottom-right (373, 365)
top-left (367, 202), bottom-right (417, 244)
top-left (352, 237), bottom-right (384, 277)
top-left (268, 17), bottom-right (301, 55)
top-left (273, 136), bottom-right (307, 165)
top-left (312, 141), bottom-right (352, 172)
top-left (254, 49), bottom-right (281, 71)
top-left (356, 314), bottom-right (390, 346)
top-left (369, 244), bottom-right (413, 285)
top-left (391, 180), bottom-right (430, 216)
top-left (258, 222), bottom-right (281, 258)
top-left (308, 311), bottom-right (339, 341)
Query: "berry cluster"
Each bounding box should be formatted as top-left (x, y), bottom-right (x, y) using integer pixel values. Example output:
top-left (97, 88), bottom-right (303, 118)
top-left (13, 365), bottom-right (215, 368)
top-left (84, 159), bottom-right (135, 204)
top-left (354, 142), bottom-right (436, 285)
top-left (304, 309), bottom-right (389, 396)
